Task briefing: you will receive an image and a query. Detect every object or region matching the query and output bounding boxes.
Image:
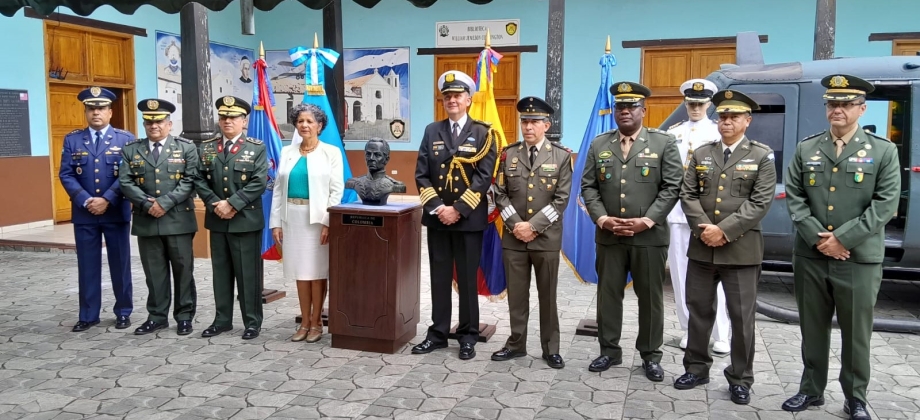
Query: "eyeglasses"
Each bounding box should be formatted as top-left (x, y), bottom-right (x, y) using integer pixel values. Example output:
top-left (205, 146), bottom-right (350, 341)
top-left (614, 102), bottom-right (643, 110)
top-left (825, 101), bottom-right (865, 110)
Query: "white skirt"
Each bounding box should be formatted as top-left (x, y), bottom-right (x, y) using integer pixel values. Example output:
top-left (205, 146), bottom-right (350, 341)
top-left (281, 203), bottom-right (329, 281)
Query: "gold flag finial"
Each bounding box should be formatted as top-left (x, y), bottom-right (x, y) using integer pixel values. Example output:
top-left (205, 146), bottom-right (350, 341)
top-left (485, 28), bottom-right (491, 48)
top-left (605, 36), bottom-right (611, 54)
top-left (259, 41), bottom-right (265, 60)
top-left (313, 33), bottom-right (319, 49)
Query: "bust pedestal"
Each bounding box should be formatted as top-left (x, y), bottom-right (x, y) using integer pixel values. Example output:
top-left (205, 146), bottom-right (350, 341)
top-left (327, 202), bottom-right (422, 353)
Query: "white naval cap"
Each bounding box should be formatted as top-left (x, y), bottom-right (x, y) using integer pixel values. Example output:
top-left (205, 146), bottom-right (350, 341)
top-left (437, 70), bottom-right (475, 94)
top-left (680, 78), bottom-right (718, 103)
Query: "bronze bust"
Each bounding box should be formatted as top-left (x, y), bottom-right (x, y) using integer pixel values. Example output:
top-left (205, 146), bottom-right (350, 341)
top-left (346, 138), bottom-right (407, 205)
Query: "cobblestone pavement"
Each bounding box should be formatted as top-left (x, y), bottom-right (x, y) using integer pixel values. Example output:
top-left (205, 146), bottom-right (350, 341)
top-left (1, 242), bottom-right (919, 420)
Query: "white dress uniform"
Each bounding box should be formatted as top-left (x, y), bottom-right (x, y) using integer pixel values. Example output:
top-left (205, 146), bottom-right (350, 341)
top-left (666, 78), bottom-right (731, 351)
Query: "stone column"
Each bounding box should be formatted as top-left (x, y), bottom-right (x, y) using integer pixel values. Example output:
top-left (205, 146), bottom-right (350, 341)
top-left (544, 0), bottom-right (565, 141)
top-left (179, 2), bottom-right (217, 142)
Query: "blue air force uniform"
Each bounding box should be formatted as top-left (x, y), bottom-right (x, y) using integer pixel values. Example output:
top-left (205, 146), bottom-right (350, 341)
top-left (58, 87), bottom-right (134, 331)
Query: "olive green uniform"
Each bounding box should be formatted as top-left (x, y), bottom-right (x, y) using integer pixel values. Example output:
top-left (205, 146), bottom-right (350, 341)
top-left (581, 127), bottom-right (683, 362)
top-left (785, 129), bottom-right (900, 404)
top-left (195, 135), bottom-right (269, 330)
top-left (118, 135), bottom-right (200, 324)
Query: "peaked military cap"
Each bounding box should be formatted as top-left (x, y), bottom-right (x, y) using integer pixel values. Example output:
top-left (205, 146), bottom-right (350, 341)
top-left (438, 70), bottom-right (475, 94)
top-left (216, 96), bottom-right (251, 117)
top-left (680, 78), bottom-right (717, 103)
top-left (77, 86), bottom-right (116, 107)
top-left (610, 81), bottom-right (651, 103)
top-left (821, 74), bottom-right (875, 101)
top-left (712, 90), bottom-right (760, 113)
top-left (517, 96), bottom-right (554, 120)
top-left (138, 98), bottom-right (176, 121)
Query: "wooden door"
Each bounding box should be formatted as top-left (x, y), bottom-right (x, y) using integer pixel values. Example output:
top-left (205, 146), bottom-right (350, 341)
top-left (44, 21), bottom-right (136, 223)
top-left (641, 45), bottom-right (736, 128)
top-left (434, 53), bottom-right (520, 145)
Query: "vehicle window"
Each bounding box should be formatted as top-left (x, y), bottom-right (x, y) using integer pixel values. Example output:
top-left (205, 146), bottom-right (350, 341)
top-left (745, 93), bottom-right (785, 183)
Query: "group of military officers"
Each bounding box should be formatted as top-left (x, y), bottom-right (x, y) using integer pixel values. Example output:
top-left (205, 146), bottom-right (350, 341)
top-left (60, 87), bottom-right (269, 340)
top-left (415, 69), bottom-right (892, 420)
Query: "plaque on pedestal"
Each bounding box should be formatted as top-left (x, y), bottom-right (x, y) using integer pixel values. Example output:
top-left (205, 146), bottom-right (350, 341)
top-left (327, 202), bottom-right (422, 354)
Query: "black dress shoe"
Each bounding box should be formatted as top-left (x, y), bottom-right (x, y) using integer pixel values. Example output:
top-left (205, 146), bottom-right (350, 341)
top-left (781, 393), bottom-right (825, 412)
top-left (844, 399), bottom-right (871, 420)
top-left (543, 354), bottom-right (565, 369)
top-left (134, 320), bottom-right (168, 335)
top-left (588, 355), bottom-right (621, 372)
top-left (411, 339), bottom-right (447, 354)
top-left (459, 343), bottom-right (476, 360)
top-left (491, 347), bottom-right (526, 361)
top-left (177, 320), bottom-right (193, 336)
top-left (201, 325), bottom-right (232, 337)
top-left (642, 361), bottom-right (664, 382)
top-left (72, 321), bottom-right (99, 332)
top-left (114, 316), bottom-right (131, 329)
top-left (674, 372), bottom-right (710, 390)
top-left (730, 384), bottom-right (750, 405)
top-left (241, 328), bottom-right (260, 340)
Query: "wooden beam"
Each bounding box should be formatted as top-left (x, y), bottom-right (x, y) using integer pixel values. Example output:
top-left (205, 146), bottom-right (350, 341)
top-left (813, 0), bottom-right (836, 60)
top-left (323, 0), bottom-right (345, 137)
top-left (24, 7), bottom-right (146, 37)
top-left (417, 45), bottom-right (538, 55)
top-left (869, 32), bottom-right (920, 42)
top-left (622, 35), bottom-right (768, 49)
top-left (544, 0), bottom-right (564, 142)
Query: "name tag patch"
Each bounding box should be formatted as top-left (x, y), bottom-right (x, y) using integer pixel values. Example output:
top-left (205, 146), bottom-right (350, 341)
top-left (735, 164), bottom-right (758, 171)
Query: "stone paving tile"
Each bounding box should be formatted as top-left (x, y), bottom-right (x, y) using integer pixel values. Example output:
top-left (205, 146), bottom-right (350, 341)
top-left (2, 248), bottom-right (920, 419)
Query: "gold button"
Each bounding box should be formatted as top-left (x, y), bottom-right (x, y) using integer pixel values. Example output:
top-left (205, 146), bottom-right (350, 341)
top-left (454, 188), bottom-right (459, 193)
top-left (528, 197), bottom-right (533, 202)
top-left (715, 210), bottom-right (721, 215)
top-left (683, 165), bottom-right (688, 170)
top-left (716, 198), bottom-right (722, 203)
top-left (134, 172), bottom-right (137, 175)
top-left (454, 176), bottom-right (459, 181)
top-left (94, 169), bottom-right (99, 173)
top-left (224, 188), bottom-right (228, 192)
top-left (441, 164), bottom-right (446, 168)
top-left (828, 205), bottom-right (834, 211)
top-left (620, 208), bottom-right (626, 213)
top-left (621, 179), bottom-right (626, 184)
top-left (225, 166), bottom-right (229, 170)
top-left (620, 194), bottom-right (625, 198)
top-left (156, 190), bottom-right (160, 194)
top-left (830, 186), bottom-right (836, 192)
top-left (530, 172), bottom-right (535, 177)
top-left (155, 169), bottom-right (160, 173)
top-left (718, 186), bottom-right (724, 191)
top-left (438, 187), bottom-right (442, 191)
top-left (721, 174), bottom-right (726, 179)
top-left (95, 179), bottom-right (100, 183)
top-left (828, 225), bottom-right (834, 230)
top-left (833, 167), bottom-right (838, 173)
top-left (622, 164), bottom-right (627, 169)
top-left (95, 189), bottom-right (100, 193)
top-left (186, 208), bottom-right (190, 211)
top-left (529, 184), bottom-right (534, 189)
top-left (528, 209), bottom-right (533, 214)
top-left (155, 179), bottom-right (160, 184)
top-left (439, 175), bottom-right (443, 179)
top-left (224, 177), bottom-right (228, 181)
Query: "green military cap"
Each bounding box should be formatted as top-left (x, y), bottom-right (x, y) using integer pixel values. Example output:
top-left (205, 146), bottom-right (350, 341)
top-left (137, 98), bottom-right (176, 121)
top-left (216, 95), bottom-right (251, 117)
top-left (712, 90), bottom-right (760, 114)
top-left (610, 81), bottom-right (652, 103)
top-left (821, 74), bottom-right (875, 101)
top-left (517, 96), bottom-right (554, 120)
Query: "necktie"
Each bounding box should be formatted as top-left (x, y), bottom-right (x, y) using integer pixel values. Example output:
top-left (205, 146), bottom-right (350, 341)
top-left (621, 136), bottom-right (632, 156)
top-left (152, 142), bottom-right (161, 163)
top-left (452, 122), bottom-right (460, 143)
top-left (835, 139), bottom-right (844, 158)
top-left (94, 131), bottom-right (102, 145)
top-left (529, 145), bottom-right (538, 167)
top-left (224, 140), bottom-right (233, 157)
top-left (723, 147), bottom-right (732, 165)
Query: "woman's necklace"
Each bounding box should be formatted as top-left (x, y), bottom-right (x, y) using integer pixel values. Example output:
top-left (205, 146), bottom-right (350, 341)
top-left (299, 141), bottom-right (318, 155)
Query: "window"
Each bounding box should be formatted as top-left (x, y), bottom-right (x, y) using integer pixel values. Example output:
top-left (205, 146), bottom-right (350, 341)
top-left (376, 105), bottom-right (383, 121)
top-left (375, 91), bottom-right (382, 99)
top-left (745, 93), bottom-right (786, 183)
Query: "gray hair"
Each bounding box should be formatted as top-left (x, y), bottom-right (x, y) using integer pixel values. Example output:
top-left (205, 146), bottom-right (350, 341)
top-left (366, 137), bottom-right (390, 154)
top-left (289, 103), bottom-right (328, 135)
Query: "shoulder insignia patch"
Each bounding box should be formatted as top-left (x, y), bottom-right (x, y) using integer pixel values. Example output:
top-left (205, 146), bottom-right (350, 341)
top-left (124, 138), bottom-right (143, 145)
top-left (472, 118), bottom-right (492, 127)
top-left (175, 136), bottom-right (194, 144)
top-left (201, 136), bottom-right (220, 143)
top-left (502, 141), bottom-right (521, 152)
top-left (67, 129), bottom-right (83, 135)
top-left (246, 137), bottom-right (263, 145)
top-left (648, 128), bottom-right (664, 134)
top-left (550, 141), bottom-right (572, 153)
top-left (113, 128), bottom-right (132, 136)
top-left (802, 131), bottom-right (825, 142)
top-left (864, 131), bottom-right (892, 142)
top-left (668, 120), bottom-right (686, 130)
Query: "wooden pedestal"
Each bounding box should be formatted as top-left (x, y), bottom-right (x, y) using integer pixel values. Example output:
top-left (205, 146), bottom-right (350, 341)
top-left (576, 319), bottom-right (599, 337)
top-left (327, 203), bottom-right (422, 354)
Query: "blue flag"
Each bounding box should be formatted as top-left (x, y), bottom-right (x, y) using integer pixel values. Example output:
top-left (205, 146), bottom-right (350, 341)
top-left (561, 53), bottom-right (617, 284)
top-left (251, 53), bottom-right (284, 260)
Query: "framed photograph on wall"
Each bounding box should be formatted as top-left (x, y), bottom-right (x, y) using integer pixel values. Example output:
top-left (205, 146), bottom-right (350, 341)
top-left (342, 47), bottom-right (410, 142)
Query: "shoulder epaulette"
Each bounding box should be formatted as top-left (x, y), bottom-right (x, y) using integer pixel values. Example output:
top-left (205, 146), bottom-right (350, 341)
top-left (113, 128), bottom-right (133, 136)
top-left (67, 129), bottom-right (83, 135)
top-left (550, 141), bottom-right (573, 153)
top-left (648, 128), bottom-right (665, 134)
top-left (175, 136), bottom-right (194, 144)
top-left (246, 137), bottom-right (263, 145)
top-left (502, 141), bottom-right (521, 152)
top-left (801, 131), bottom-right (825, 142)
top-left (201, 136), bottom-right (220, 143)
top-left (749, 140), bottom-right (771, 150)
top-left (697, 140), bottom-right (720, 149)
top-left (124, 138), bottom-right (143, 145)
top-left (865, 131), bottom-right (892, 142)
top-left (471, 118), bottom-right (492, 127)
top-left (598, 128), bottom-right (618, 137)
top-left (668, 120), bottom-right (686, 131)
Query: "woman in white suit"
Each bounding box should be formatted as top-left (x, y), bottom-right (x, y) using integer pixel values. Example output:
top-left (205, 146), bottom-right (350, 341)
top-left (270, 103), bottom-right (344, 343)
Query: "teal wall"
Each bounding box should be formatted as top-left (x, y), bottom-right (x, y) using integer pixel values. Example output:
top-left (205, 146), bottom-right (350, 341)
top-left (7, 0), bottom-right (920, 156)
